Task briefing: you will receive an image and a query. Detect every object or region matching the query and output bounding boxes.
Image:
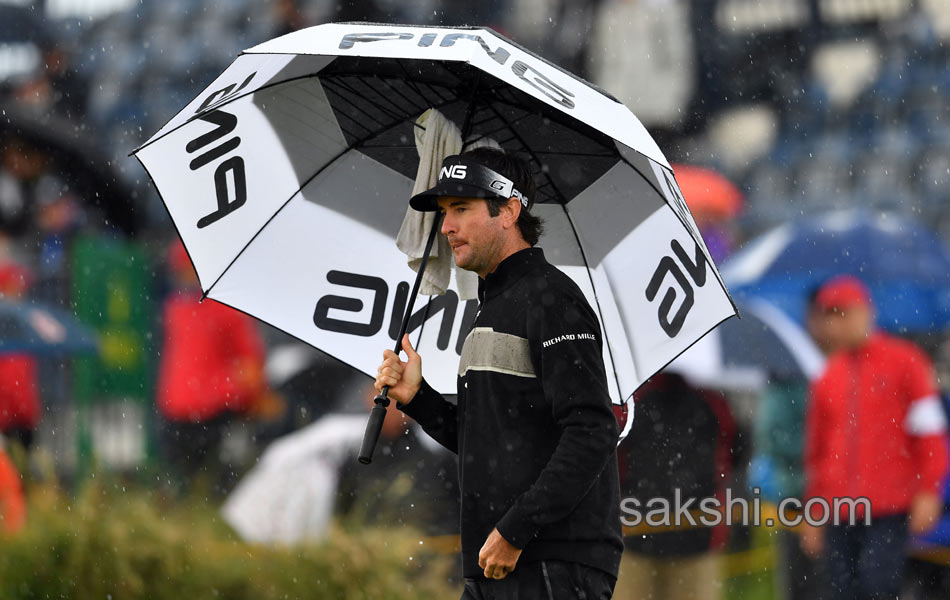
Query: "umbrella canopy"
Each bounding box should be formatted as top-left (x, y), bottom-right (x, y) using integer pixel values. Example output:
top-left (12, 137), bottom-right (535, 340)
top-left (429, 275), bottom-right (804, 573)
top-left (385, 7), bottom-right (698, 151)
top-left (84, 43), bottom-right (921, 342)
top-left (722, 209), bottom-right (950, 332)
top-left (133, 23), bottom-right (737, 434)
top-left (667, 298), bottom-right (825, 390)
top-left (0, 299), bottom-right (98, 356)
top-left (0, 105), bottom-right (142, 236)
top-left (223, 413), bottom-right (366, 544)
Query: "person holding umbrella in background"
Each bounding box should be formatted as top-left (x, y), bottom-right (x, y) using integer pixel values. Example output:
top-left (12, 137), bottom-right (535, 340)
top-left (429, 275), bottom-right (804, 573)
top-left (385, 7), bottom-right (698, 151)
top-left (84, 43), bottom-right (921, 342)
top-left (801, 275), bottom-right (949, 600)
top-left (375, 148), bottom-right (623, 599)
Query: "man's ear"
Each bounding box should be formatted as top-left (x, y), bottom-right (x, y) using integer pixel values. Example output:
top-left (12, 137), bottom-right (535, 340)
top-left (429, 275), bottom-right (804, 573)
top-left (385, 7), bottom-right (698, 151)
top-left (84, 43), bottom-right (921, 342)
top-left (502, 196), bottom-right (522, 229)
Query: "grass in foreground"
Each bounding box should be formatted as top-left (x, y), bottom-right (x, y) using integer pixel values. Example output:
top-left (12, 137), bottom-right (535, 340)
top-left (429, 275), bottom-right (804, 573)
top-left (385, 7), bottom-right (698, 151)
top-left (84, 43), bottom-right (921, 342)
top-left (0, 479), bottom-right (459, 600)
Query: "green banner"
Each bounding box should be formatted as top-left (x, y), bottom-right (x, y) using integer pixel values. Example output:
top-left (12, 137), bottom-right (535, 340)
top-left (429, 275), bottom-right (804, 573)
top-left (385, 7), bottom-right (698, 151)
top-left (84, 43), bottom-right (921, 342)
top-left (71, 235), bottom-right (155, 405)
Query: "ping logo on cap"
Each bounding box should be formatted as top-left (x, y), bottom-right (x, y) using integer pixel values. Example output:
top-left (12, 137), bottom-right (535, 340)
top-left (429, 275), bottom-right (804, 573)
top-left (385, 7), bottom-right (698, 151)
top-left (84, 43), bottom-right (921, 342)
top-left (489, 178), bottom-right (513, 197)
top-left (440, 164), bottom-right (468, 180)
top-left (489, 178), bottom-right (528, 208)
top-left (430, 156), bottom-right (532, 209)
top-left (512, 188), bottom-right (528, 208)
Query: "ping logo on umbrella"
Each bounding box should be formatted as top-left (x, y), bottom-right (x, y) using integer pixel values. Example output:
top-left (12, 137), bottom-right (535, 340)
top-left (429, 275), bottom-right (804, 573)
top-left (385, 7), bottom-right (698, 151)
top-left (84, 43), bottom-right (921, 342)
top-left (338, 29), bottom-right (575, 109)
top-left (646, 239), bottom-right (709, 338)
top-left (313, 269), bottom-right (477, 356)
top-left (195, 72), bottom-right (257, 114)
top-left (185, 109), bottom-right (247, 229)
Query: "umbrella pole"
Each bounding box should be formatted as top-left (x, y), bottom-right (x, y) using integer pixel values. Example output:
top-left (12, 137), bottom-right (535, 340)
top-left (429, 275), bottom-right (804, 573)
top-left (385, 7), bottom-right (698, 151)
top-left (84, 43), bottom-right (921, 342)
top-left (358, 213), bottom-right (443, 464)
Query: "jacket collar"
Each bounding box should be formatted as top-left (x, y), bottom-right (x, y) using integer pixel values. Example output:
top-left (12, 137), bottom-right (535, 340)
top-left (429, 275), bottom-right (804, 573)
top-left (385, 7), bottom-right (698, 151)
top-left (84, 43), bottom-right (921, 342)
top-left (478, 247), bottom-right (545, 301)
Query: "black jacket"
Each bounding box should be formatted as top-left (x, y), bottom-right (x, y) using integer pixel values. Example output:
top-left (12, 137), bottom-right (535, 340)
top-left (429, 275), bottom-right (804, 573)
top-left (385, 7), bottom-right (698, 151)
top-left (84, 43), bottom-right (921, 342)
top-left (400, 247), bottom-right (623, 579)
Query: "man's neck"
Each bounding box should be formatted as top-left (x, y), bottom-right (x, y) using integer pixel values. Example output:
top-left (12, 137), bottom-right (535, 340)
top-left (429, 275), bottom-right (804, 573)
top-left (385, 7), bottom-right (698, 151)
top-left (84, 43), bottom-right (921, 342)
top-left (479, 239), bottom-right (531, 279)
top-left (843, 330), bottom-right (875, 353)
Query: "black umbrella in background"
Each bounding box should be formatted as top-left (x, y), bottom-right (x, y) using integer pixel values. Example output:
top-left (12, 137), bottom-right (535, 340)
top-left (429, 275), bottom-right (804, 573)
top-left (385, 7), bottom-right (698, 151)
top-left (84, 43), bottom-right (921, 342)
top-left (263, 343), bottom-right (374, 442)
top-left (0, 105), bottom-right (142, 236)
top-left (667, 298), bottom-right (825, 390)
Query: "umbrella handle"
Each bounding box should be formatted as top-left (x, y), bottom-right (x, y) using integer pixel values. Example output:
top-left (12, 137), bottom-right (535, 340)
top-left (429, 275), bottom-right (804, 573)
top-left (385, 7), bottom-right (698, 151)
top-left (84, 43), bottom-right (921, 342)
top-left (358, 213), bottom-right (442, 465)
top-left (357, 388), bottom-right (391, 464)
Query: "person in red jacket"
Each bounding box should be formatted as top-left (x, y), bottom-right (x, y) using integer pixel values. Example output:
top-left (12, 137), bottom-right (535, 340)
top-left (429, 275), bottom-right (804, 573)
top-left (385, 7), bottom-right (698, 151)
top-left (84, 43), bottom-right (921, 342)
top-left (157, 241), bottom-right (270, 494)
top-left (0, 262), bottom-right (40, 450)
top-left (801, 275), bottom-right (948, 600)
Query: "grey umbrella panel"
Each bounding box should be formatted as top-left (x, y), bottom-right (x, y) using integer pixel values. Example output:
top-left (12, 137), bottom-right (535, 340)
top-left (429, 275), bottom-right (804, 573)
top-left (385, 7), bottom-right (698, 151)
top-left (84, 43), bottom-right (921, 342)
top-left (133, 23), bottom-right (737, 418)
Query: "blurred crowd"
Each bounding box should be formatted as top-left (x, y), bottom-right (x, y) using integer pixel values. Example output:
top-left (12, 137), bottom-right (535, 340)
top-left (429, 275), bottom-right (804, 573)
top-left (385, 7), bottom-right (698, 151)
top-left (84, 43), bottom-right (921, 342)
top-left (2, 0), bottom-right (950, 599)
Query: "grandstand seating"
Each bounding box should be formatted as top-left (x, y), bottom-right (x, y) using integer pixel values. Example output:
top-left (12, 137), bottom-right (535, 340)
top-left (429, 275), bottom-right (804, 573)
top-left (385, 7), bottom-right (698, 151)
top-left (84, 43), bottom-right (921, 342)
top-left (5, 0), bottom-right (949, 246)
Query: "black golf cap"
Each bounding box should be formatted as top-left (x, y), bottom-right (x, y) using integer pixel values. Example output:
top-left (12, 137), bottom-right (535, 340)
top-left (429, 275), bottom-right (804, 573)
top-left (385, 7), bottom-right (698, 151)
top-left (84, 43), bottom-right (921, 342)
top-left (409, 154), bottom-right (531, 212)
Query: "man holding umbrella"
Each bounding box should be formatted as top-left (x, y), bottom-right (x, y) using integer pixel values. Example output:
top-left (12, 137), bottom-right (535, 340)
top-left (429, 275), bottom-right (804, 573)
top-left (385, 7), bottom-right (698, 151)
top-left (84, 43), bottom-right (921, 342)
top-left (375, 147), bottom-right (623, 598)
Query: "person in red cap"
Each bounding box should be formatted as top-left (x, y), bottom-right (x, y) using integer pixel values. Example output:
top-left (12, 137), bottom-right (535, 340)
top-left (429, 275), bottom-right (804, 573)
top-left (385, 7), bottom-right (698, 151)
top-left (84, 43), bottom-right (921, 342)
top-left (801, 275), bottom-right (948, 600)
top-left (156, 241), bottom-right (275, 494)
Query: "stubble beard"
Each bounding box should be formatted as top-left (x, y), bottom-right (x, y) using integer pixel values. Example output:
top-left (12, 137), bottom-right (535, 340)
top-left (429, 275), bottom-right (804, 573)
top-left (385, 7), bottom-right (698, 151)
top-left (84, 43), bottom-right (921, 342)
top-left (453, 237), bottom-right (499, 276)
top-left (453, 244), bottom-right (481, 273)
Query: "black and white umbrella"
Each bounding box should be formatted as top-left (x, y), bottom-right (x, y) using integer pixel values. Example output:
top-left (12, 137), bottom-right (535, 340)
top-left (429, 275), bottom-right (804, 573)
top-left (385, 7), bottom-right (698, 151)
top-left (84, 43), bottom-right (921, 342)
top-left (133, 23), bottom-right (737, 446)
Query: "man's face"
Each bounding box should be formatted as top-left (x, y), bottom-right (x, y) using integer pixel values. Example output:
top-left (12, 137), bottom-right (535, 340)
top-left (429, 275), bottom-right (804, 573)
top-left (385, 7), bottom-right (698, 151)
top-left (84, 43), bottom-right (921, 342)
top-left (820, 303), bottom-right (873, 351)
top-left (806, 306), bottom-right (837, 355)
top-left (437, 196), bottom-right (505, 277)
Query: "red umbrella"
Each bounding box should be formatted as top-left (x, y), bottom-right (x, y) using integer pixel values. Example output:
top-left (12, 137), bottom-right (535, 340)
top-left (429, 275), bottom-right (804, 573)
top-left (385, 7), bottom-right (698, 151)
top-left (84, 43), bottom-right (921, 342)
top-left (672, 164), bottom-right (743, 223)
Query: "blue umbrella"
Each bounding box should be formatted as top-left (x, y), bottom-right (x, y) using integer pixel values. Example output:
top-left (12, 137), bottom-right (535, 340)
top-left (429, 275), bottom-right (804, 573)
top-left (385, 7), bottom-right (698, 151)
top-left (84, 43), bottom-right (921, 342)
top-left (721, 210), bottom-right (950, 332)
top-left (0, 299), bottom-right (98, 356)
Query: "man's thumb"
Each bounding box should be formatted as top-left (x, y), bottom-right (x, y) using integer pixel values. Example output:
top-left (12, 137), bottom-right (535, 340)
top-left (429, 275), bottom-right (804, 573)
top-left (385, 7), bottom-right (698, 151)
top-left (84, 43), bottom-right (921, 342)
top-left (401, 334), bottom-right (419, 359)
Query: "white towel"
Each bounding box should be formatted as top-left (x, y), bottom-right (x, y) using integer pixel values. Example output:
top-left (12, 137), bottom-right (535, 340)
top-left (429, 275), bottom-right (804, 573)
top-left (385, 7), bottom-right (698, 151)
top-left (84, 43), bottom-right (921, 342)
top-left (395, 108), bottom-right (498, 301)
